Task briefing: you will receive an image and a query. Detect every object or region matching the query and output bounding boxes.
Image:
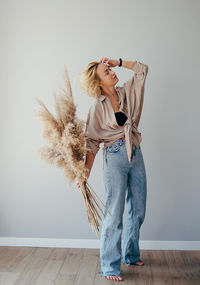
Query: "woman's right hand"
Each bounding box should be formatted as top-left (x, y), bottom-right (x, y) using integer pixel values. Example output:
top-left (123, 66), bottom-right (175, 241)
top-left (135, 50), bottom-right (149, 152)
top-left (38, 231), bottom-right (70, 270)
top-left (76, 170), bottom-right (90, 189)
top-left (99, 57), bottom-right (119, 68)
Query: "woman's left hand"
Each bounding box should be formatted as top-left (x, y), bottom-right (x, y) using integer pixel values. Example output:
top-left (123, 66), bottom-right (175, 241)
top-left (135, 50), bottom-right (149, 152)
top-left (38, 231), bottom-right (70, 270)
top-left (99, 57), bottom-right (119, 68)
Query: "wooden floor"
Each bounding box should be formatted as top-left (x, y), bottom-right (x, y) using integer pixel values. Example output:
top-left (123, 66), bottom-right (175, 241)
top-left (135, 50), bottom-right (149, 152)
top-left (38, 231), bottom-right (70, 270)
top-left (0, 247), bottom-right (199, 284)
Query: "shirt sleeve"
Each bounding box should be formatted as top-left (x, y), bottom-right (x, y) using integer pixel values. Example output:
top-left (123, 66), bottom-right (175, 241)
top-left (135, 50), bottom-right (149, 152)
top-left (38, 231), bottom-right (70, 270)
top-left (85, 137), bottom-right (101, 155)
top-left (131, 61), bottom-right (149, 77)
top-left (122, 61), bottom-right (149, 90)
top-left (85, 103), bottom-right (102, 155)
top-left (120, 61), bottom-right (149, 129)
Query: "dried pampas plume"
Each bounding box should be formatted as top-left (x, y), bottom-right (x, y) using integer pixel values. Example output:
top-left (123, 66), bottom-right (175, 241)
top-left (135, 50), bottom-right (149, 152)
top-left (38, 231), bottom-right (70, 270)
top-left (35, 65), bottom-right (111, 236)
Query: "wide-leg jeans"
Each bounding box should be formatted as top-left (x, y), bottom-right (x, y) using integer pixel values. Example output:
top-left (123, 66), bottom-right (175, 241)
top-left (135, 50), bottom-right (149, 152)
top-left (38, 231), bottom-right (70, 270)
top-left (100, 138), bottom-right (147, 277)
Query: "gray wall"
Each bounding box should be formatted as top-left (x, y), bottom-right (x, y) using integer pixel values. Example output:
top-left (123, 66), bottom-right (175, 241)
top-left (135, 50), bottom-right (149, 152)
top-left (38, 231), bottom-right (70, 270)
top-left (0, 0), bottom-right (199, 243)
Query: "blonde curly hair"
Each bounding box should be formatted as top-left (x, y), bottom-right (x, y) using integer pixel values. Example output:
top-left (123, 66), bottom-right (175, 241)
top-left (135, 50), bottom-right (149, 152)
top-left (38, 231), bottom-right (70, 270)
top-left (78, 61), bottom-right (102, 99)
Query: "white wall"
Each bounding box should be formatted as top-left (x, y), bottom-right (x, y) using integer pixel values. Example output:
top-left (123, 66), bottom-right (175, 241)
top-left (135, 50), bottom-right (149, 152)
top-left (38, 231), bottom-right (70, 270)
top-left (0, 0), bottom-right (199, 243)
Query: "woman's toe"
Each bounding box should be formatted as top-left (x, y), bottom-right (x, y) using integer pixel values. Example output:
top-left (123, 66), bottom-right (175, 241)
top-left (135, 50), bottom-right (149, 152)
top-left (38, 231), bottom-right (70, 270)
top-left (106, 275), bottom-right (124, 281)
top-left (115, 276), bottom-right (123, 281)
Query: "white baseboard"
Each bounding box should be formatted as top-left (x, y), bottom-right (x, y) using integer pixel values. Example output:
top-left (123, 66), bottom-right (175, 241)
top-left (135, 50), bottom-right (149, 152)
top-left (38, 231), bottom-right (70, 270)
top-left (0, 237), bottom-right (200, 250)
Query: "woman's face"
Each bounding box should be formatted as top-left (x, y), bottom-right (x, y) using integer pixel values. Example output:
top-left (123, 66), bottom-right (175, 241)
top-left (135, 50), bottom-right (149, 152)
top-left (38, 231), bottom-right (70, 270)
top-left (96, 63), bottom-right (119, 89)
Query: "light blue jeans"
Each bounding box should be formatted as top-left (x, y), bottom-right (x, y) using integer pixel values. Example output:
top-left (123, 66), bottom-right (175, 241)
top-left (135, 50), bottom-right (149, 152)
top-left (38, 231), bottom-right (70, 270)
top-left (100, 138), bottom-right (147, 277)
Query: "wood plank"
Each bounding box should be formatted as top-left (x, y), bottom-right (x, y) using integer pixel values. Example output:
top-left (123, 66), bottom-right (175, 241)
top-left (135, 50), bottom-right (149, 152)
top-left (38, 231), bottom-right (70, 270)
top-left (13, 247), bottom-right (52, 285)
top-left (75, 248), bottom-right (99, 285)
top-left (181, 250), bottom-right (200, 285)
top-left (0, 272), bottom-right (21, 285)
top-left (147, 250), bottom-right (172, 285)
top-left (35, 248), bottom-right (68, 285)
top-left (7, 247), bottom-right (36, 273)
top-left (54, 248), bottom-right (84, 285)
top-left (164, 250), bottom-right (187, 285)
top-left (0, 247), bottom-right (23, 272)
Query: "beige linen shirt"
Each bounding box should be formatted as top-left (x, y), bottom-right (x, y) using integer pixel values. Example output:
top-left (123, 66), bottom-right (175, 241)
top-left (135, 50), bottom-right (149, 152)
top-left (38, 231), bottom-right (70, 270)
top-left (85, 61), bottom-right (149, 163)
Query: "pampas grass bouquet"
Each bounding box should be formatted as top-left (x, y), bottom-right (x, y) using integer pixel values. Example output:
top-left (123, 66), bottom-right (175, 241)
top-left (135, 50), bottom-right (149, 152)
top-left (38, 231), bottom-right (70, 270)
top-left (35, 65), bottom-right (111, 236)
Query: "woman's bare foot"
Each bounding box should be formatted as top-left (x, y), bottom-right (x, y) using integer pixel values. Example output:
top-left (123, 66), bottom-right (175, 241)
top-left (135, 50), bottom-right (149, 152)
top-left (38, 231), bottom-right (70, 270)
top-left (106, 275), bottom-right (124, 281)
top-left (133, 259), bottom-right (144, 266)
top-left (123, 259), bottom-right (144, 266)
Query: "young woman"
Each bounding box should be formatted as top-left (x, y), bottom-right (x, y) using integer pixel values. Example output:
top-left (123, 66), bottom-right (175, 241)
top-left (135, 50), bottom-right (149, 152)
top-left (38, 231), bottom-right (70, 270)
top-left (78, 57), bottom-right (149, 282)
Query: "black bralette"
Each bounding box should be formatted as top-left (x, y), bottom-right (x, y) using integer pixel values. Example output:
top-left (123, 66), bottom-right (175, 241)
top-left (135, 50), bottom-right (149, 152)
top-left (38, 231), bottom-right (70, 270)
top-left (114, 111), bottom-right (128, 126)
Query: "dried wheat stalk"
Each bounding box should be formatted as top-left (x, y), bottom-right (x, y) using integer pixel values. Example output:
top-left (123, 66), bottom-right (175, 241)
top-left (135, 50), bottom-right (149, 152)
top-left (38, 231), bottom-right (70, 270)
top-left (35, 65), bottom-right (111, 236)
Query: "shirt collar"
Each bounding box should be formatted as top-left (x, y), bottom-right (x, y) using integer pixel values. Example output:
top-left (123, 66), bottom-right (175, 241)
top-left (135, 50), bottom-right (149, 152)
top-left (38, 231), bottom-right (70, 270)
top-left (97, 94), bottom-right (106, 101)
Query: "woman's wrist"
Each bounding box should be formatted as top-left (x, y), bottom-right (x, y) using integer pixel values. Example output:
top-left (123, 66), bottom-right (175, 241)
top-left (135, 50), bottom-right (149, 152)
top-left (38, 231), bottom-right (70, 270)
top-left (116, 59), bottom-right (120, 66)
top-left (111, 59), bottom-right (120, 67)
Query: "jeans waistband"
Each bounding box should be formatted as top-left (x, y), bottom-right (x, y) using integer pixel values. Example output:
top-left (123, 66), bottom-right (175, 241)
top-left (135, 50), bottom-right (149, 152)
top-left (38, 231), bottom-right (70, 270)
top-left (104, 138), bottom-right (140, 153)
top-left (114, 138), bottom-right (125, 146)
